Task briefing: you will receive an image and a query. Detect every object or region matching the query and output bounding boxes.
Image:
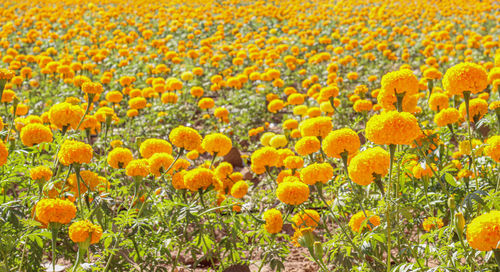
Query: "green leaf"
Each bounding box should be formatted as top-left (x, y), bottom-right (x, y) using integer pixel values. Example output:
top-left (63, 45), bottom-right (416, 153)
top-left (442, 172), bottom-right (458, 187)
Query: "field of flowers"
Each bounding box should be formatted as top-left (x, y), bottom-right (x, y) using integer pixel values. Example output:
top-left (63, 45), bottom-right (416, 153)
top-left (0, 0), bottom-right (499, 271)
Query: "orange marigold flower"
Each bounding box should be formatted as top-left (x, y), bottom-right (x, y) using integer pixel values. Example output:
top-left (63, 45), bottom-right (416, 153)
top-left (81, 82), bottom-right (103, 94)
top-left (263, 209), bottom-right (283, 234)
top-left (485, 136), bottom-right (500, 163)
top-left (322, 128), bottom-right (360, 158)
top-left (201, 133), bottom-right (232, 157)
top-left (169, 125), bottom-right (202, 151)
top-left (20, 123), bottom-right (53, 146)
top-left (293, 209), bottom-right (320, 230)
top-left (30, 166), bottom-right (52, 182)
top-left (366, 111), bottom-right (420, 146)
top-left (434, 108), bottom-right (460, 127)
top-left (428, 93), bottom-right (449, 111)
top-left (58, 140), bottom-right (93, 166)
top-left (294, 136), bottom-right (320, 156)
top-left (276, 176), bottom-right (309, 205)
top-left (0, 140), bottom-right (7, 166)
top-left (35, 198), bottom-right (76, 225)
top-left (230, 180), bottom-right (249, 198)
top-left (107, 147), bottom-right (133, 169)
top-left (148, 153), bottom-right (174, 177)
top-left (183, 168), bottom-right (218, 192)
top-left (348, 211), bottom-right (381, 232)
top-left (300, 163), bottom-right (333, 185)
top-left (348, 147), bottom-right (390, 186)
top-left (48, 102), bottom-right (84, 130)
top-left (299, 116), bottom-right (332, 139)
top-left (69, 220), bottom-right (103, 244)
top-left (381, 69), bottom-right (419, 96)
top-left (125, 159), bottom-right (150, 177)
top-left (140, 138), bottom-right (173, 158)
top-left (459, 98), bottom-right (488, 123)
top-left (442, 62), bottom-right (488, 95)
top-left (422, 217), bottom-right (444, 232)
top-left (466, 210), bottom-right (500, 251)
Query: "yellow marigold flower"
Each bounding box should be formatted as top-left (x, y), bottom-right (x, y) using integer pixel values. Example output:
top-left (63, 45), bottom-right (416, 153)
top-left (269, 134), bottom-right (288, 148)
top-left (287, 93), bottom-right (305, 105)
top-left (268, 99), bottom-right (285, 113)
top-left (434, 108), bottom-right (460, 127)
top-left (128, 97), bottom-right (147, 110)
top-left (295, 136), bottom-right (320, 156)
top-left (263, 209), bottom-right (283, 234)
top-left (183, 168), bottom-right (217, 192)
top-left (69, 220), bottom-right (103, 244)
top-left (149, 153), bottom-right (174, 177)
top-left (107, 147), bottom-right (133, 169)
top-left (81, 82), bottom-right (103, 94)
top-left (110, 140), bottom-right (123, 148)
top-left (322, 128), bottom-right (360, 158)
top-left (466, 210), bottom-right (500, 251)
top-left (277, 148), bottom-right (294, 168)
top-left (125, 159), bottom-right (150, 177)
top-left (1, 89), bottom-right (16, 103)
top-left (230, 180), bottom-right (249, 198)
top-left (186, 150), bottom-right (199, 160)
top-left (442, 62), bottom-right (488, 95)
top-left (293, 209), bottom-right (320, 230)
top-left (381, 69), bottom-right (419, 96)
top-left (260, 132), bottom-right (275, 146)
top-left (348, 211), bottom-right (381, 232)
top-left (48, 102), bottom-right (84, 130)
top-left (300, 163), bottom-right (333, 185)
top-left (169, 125), bottom-right (202, 151)
top-left (276, 176), bottom-right (309, 205)
top-left (291, 227), bottom-right (313, 247)
top-left (485, 136), bottom-right (500, 162)
top-left (348, 147), bottom-right (390, 186)
top-left (35, 198), bottom-right (76, 225)
top-left (20, 123), bottom-right (53, 147)
top-left (299, 116), bottom-right (332, 139)
top-left (283, 156), bottom-right (304, 169)
top-left (198, 97), bottom-right (215, 110)
top-left (353, 99), bottom-right (373, 112)
top-left (140, 138), bottom-right (172, 158)
top-left (377, 90), bottom-right (419, 113)
top-left (490, 101), bottom-right (500, 110)
top-left (0, 68), bottom-right (15, 80)
top-left (459, 98), bottom-right (488, 122)
top-left (80, 115), bottom-right (101, 134)
top-left (428, 93), bottom-right (449, 112)
top-left (0, 139), bottom-right (7, 166)
top-left (58, 140), bottom-right (93, 166)
top-left (161, 92), bottom-right (178, 104)
top-left (293, 105), bottom-right (308, 116)
top-left (214, 107), bottom-right (229, 120)
top-left (422, 217), bottom-right (444, 232)
top-left (366, 111), bottom-right (420, 146)
top-left (30, 166), bottom-right (52, 182)
top-left (201, 133), bottom-right (232, 157)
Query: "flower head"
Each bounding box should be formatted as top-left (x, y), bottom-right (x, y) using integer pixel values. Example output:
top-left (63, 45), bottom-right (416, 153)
top-left (442, 62), bottom-right (488, 95)
top-left (322, 128), bottom-right (360, 158)
top-left (201, 133), bottom-right (232, 157)
top-left (466, 210), bottom-right (500, 251)
top-left (366, 111), bottom-right (420, 145)
top-left (263, 209), bottom-right (283, 234)
top-left (169, 125), bottom-right (202, 151)
top-left (35, 198), bottom-right (76, 225)
top-left (348, 211), bottom-right (380, 232)
top-left (58, 140), bottom-right (93, 166)
top-left (20, 123), bottom-right (53, 146)
top-left (348, 147), bottom-right (390, 185)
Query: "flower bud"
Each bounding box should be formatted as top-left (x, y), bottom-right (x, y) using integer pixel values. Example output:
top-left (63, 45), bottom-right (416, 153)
top-left (455, 212), bottom-right (465, 235)
top-left (447, 196), bottom-right (456, 210)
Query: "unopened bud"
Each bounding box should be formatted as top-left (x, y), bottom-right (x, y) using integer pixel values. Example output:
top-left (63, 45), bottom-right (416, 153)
top-left (455, 212), bottom-right (465, 235)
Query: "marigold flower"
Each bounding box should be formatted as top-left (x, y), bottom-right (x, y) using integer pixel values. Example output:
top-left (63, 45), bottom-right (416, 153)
top-left (268, 99), bottom-right (285, 113)
top-left (202, 133), bottom-right (232, 157)
top-left (348, 211), bottom-right (381, 232)
top-left (58, 140), bottom-right (93, 166)
top-left (283, 156), bottom-right (304, 169)
top-left (381, 69), bottom-right (419, 96)
top-left (69, 220), bottom-right (103, 244)
top-left (484, 136), bottom-right (500, 162)
top-left (276, 177), bottom-right (309, 205)
top-left (81, 82), bottom-right (103, 94)
top-left (466, 210), bottom-right (500, 251)
top-left (169, 125), bottom-right (202, 151)
top-left (442, 62), bottom-right (488, 95)
top-left (294, 136), bottom-right (320, 156)
top-left (172, 170), bottom-right (187, 190)
top-left (128, 97), bottom-right (147, 110)
top-left (251, 146), bottom-right (279, 173)
top-left (434, 108), bottom-right (460, 127)
top-left (140, 138), bottom-right (172, 158)
top-left (263, 209), bottom-right (283, 234)
top-left (269, 134), bottom-right (288, 148)
top-left (106, 91), bottom-right (123, 103)
top-left (293, 209), bottom-right (320, 230)
top-left (30, 166), bottom-right (52, 182)
top-left (230, 180), bottom-right (249, 198)
top-left (149, 153), bottom-right (174, 177)
top-left (67, 170), bottom-right (99, 196)
top-left (0, 140), bottom-right (7, 166)
top-left (35, 198), bottom-right (76, 225)
top-left (422, 217), bottom-right (444, 232)
top-left (300, 163), bottom-right (333, 185)
top-left (348, 147), bottom-right (390, 186)
top-left (428, 93), bottom-right (449, 111)
top-left (459, 98), bottom-right (488, 122)
top-left (20, 123), bottom-right (53, 146)
top-left (366, 111), bottom-right (420, 145)
top-left (125, 159), bottom-right (150, 177)
top-left (183, 168), bottom-right (218, 191)
top-left (299, 116), bottom-right (332, 139)
top-left (107, 147), bottom-right (133, 169)
top-left (353, 99), bottom-right (373, 112)
top-left (48, 102), bottom-right (84, 130)
top-left (198, 97), bottom-right (215, 110)
top-left (322, 128), bottom-right (360, 158)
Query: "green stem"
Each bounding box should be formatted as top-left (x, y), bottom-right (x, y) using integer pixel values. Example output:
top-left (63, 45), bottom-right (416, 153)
top-left (386, 144), bottom-right (396, 272)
